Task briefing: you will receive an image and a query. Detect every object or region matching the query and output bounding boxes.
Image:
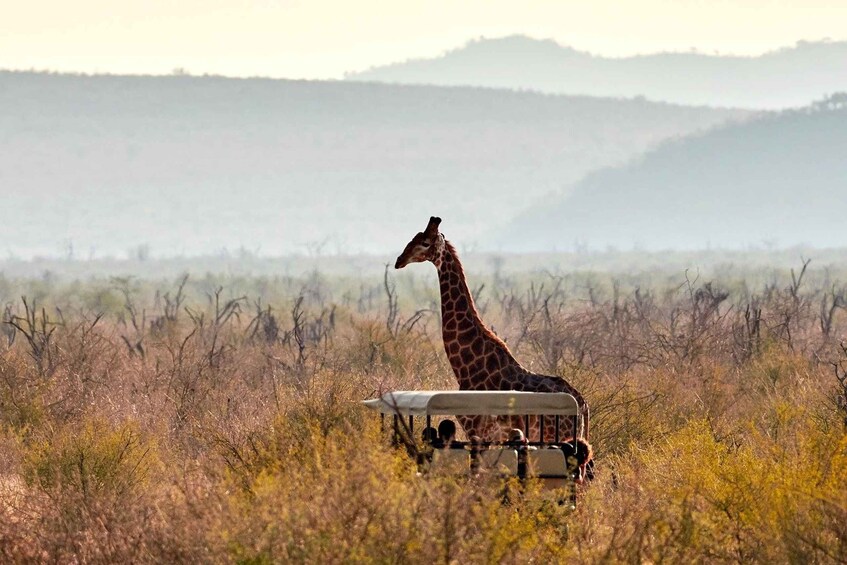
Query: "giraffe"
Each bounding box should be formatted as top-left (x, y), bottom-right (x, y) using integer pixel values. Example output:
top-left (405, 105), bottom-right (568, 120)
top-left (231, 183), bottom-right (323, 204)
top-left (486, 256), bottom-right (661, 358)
top-left (394, 216), bottom-right (590, 447)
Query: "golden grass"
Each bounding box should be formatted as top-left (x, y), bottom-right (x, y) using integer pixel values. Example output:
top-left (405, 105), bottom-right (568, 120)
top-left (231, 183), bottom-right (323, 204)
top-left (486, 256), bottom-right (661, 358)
top-left (0, 268), bottom-right (846, 563)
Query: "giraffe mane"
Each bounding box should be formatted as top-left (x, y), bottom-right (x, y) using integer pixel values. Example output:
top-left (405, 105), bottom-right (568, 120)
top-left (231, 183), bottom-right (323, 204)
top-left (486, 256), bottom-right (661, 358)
top-left (443, 240), bottom-right (514, 354)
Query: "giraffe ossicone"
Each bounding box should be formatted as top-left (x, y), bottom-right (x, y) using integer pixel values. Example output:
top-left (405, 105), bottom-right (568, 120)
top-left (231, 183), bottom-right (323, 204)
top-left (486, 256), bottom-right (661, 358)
top-left (395, 216), bottom-right (591, 448)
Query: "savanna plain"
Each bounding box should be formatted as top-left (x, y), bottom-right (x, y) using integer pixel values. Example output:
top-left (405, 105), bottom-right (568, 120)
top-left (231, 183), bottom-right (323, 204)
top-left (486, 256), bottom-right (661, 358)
top-left (1, 250), bottom-right (846, 563)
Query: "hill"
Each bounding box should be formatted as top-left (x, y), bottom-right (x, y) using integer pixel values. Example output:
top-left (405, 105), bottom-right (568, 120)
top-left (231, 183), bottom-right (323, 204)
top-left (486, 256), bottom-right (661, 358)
top-left (346, 35), bottom-right (847, 109)
top-left (0, 71), bottom-right (747, 258)
top-left (496, 95), bottom-right (847, 251)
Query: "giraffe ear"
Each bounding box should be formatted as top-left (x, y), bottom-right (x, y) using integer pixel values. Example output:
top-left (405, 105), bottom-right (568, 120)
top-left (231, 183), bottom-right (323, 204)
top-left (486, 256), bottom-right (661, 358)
top-left (425, 216), bottom-right (442, 236)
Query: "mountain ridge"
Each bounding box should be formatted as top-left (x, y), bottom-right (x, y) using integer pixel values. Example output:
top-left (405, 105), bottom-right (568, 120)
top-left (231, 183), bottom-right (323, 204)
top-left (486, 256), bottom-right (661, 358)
top-left (0, 71), bottom-right (749, 258)
top-left (346, 35), bottom-right (847, 109)
top-left (495, 94), bottom-right (847, 251)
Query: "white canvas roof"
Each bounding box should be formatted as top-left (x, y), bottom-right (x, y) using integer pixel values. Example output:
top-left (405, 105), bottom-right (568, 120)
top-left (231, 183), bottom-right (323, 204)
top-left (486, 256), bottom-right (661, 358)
top-left (362, 390), bottom-right (580, 417)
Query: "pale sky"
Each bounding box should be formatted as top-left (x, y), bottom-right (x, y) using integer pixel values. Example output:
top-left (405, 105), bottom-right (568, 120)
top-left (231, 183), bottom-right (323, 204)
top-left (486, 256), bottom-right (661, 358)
top-left (3, 0), bottom-right (846, 79)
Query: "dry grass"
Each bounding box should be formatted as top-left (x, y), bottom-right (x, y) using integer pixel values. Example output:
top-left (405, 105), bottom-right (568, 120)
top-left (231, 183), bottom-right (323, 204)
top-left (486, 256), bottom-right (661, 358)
top-left (1, 264), bottom-right (846, 563)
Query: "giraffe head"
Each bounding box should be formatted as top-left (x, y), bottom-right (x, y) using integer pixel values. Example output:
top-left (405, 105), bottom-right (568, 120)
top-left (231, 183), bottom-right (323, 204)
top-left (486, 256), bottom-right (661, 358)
top-left (394, 216), bottom-right (445, 269)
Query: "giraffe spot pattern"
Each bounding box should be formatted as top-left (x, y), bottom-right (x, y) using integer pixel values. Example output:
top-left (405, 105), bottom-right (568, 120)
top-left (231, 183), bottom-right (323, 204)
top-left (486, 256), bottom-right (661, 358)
top-left (460, 347), bottom-right (474, 365)
top-left (485, 354), bottom-right (499, 372)
top-left (428, 236), bottom-right (589, 444)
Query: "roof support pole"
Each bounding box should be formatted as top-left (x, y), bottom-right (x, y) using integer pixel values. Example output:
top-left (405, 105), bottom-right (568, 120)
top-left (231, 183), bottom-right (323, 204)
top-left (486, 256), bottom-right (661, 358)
top-left (555, 415), bottom-right (560, 444)
top-left (540, 415), bottom-right (545, 446)
top-left (572, 416), bottom-right (578, 452)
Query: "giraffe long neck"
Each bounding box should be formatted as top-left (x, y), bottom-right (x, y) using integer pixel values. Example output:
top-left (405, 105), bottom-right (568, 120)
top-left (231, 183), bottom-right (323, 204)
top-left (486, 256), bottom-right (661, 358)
top-left (436, 241), bottom-right (521, 389)
top-left (437, 242), bottom-right (483, 336)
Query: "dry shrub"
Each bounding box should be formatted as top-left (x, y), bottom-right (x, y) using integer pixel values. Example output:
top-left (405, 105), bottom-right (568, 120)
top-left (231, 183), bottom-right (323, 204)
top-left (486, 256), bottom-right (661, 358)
top-left (2, 418), bottom-right (164, 563)
top-left (216, 418), bottom-right (579, 564)
top-left (0, 267), bottom-right (845, 562)
top-left (0, 352), bottom-right (46, 431)
top-left (572, 413), bottom-right (847, 564)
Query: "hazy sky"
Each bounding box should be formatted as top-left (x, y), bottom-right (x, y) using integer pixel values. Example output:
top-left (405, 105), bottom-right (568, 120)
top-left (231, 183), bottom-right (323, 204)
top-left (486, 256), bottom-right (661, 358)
top-left (3, 0), bottom-right (846, 79)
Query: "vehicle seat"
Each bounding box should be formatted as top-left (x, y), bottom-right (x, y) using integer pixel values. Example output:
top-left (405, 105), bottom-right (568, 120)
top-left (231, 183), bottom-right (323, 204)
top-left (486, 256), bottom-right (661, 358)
top-left (479, 448), bottom-right (518, 475)
top-left (528, 448), bottom-right (567, 478)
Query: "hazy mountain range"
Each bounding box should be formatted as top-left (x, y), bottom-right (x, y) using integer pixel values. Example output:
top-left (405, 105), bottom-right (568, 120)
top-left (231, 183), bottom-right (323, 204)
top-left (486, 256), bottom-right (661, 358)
top-left (0, 71), bottom-right (746, 259)
top-left (496, 94), bottom-right (847, 251)
top-left (346, 35), bottom-right (847, 109)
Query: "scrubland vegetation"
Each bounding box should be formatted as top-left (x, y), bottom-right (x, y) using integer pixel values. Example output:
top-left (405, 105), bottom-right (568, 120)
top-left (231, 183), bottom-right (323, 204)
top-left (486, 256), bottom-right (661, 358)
top-left (1, 257), bottom-right (846, 563)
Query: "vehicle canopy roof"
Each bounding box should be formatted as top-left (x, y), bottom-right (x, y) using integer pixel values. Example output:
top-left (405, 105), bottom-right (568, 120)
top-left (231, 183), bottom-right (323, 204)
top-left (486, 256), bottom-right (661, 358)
top-left (362, 390), bottom-right (579, 417)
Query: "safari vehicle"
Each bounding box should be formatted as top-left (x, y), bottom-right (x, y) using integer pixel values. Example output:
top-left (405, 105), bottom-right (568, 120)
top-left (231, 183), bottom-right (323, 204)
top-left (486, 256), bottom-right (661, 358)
top-left (362, 390), bottom-right (585, 495)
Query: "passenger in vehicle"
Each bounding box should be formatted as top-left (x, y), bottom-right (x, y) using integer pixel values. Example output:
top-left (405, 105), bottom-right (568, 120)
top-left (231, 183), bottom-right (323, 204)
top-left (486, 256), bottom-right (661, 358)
top-left (417, 427), bottom-right (439, 469)
top-left (508, 428), bottom-right (536, 450)
top-left (435, 419), bottom-right (458, 448)
top-left (508, 428), bottom-right (533, 477)
top-left (508, 428), bottom-right (524, 444)
top-left (560, 438), bottom-right (594, 482)
top-left (421, 426), bottom-right (438, 445)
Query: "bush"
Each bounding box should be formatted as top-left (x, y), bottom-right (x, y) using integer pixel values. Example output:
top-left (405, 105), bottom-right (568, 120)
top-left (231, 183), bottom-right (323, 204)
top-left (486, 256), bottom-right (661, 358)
top-left (8, 418), bottom-right (162, 563)
top-left (1, 263), bottom-right (846, 562)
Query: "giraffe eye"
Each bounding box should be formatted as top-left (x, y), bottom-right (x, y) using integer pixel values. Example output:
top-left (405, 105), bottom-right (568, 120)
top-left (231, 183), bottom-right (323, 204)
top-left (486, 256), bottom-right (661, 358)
top-left (422, 241), bottom-right (431, 248)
